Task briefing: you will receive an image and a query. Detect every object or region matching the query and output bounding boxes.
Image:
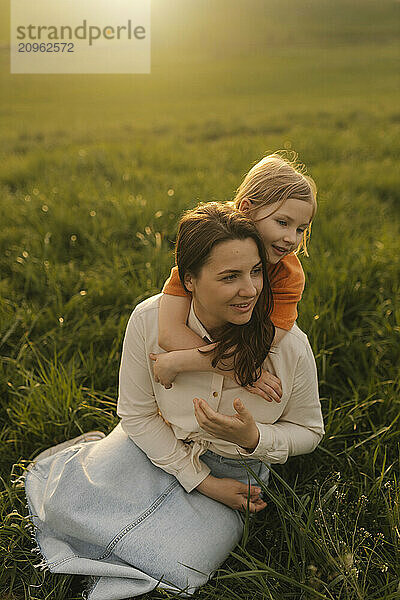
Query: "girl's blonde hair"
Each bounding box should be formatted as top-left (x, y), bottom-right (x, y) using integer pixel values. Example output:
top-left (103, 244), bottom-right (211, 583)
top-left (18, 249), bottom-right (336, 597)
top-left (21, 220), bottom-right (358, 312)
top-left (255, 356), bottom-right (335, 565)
top-left (233, 152), bottom-right (317, 256)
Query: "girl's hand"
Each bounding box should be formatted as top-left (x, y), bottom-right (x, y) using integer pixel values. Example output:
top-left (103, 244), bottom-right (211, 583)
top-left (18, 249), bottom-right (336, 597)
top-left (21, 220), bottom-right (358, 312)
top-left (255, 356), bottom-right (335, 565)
top-left (246, 369), bottom-right (282, 403)
top-left (196, 474), bottom-right (266, 513)
top-left (149, 352), bottom-right (179, 389)
top-left (193, 397), bottom-right (260, 451)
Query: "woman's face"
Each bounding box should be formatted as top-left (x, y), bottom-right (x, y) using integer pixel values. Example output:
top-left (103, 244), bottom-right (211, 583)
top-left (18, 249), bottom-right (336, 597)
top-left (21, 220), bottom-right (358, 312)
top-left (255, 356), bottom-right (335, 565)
top-left (240, 198), bottom-right (313, 264)
top-left (184, 238), bottom-right (263, 331)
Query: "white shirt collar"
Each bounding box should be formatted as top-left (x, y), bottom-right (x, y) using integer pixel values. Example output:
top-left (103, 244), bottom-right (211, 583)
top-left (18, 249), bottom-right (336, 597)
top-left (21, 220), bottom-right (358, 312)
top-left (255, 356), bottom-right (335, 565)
top-left (187, 302), bottom-right (213, 343)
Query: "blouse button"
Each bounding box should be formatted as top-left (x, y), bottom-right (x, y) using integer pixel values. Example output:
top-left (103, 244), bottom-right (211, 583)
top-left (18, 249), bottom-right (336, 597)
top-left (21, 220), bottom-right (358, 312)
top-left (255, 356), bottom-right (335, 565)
top-left (212, 391), bottom-right (218, 397)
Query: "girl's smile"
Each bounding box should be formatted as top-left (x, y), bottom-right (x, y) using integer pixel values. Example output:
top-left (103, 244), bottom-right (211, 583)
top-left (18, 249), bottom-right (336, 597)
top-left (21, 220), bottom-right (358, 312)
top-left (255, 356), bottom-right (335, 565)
top-left (270, 244), bottom-right (291, 257)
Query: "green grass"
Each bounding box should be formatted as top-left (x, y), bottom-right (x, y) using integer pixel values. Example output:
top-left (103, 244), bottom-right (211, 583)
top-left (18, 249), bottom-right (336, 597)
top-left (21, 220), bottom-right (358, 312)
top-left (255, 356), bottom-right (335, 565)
top-left (0, 0), bottom-right (399, 598)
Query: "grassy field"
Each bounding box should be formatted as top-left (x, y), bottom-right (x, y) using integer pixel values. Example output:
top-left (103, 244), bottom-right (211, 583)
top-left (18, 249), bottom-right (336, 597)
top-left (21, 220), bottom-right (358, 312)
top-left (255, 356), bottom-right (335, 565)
top-left (1, 0), bottom-right (399, 598)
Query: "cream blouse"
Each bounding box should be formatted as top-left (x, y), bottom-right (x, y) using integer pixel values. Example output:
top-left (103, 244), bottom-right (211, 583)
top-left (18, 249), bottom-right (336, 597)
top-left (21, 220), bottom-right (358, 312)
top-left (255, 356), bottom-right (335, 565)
top-left (117, 294), bottom-right (324, 493)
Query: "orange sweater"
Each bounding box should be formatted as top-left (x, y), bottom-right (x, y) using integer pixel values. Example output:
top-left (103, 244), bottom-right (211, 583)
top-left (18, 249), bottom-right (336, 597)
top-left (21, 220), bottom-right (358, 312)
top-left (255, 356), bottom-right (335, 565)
top-left (162, 253), bottom-right (305, 331)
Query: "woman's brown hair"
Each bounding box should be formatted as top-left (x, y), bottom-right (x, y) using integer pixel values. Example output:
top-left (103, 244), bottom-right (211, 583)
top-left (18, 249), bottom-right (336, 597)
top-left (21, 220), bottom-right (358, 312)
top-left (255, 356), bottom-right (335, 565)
top-left (175, 202), bottom-right (275, 386)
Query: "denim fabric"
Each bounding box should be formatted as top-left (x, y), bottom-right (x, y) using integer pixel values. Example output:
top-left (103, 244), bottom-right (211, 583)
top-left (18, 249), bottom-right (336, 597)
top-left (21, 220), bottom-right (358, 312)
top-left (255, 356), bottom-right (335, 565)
top-left (25, 423), bottom-right (269, 600)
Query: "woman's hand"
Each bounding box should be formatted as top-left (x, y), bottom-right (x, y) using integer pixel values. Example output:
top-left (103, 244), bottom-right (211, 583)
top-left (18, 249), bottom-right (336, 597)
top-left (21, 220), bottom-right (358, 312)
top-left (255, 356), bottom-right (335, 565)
top-left (193, 397), bottom-right (260, 451)
top-left (245, 369), bottom-right (282, 403)
top-left (149, 352), bottom-right (179, 389)
top-left (196, 474), bottom-right (266, 513)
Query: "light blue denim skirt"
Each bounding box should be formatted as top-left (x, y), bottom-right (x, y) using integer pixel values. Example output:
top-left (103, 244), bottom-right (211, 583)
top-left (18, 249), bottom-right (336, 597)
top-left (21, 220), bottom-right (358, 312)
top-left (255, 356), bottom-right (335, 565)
top-left (25, 423), bottom-right (269, 600)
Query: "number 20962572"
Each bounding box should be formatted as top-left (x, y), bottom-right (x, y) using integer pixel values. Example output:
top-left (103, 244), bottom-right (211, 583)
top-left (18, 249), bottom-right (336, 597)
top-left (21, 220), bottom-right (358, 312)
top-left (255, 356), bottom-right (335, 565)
top-left (18, 42), bottom-right (74, 52)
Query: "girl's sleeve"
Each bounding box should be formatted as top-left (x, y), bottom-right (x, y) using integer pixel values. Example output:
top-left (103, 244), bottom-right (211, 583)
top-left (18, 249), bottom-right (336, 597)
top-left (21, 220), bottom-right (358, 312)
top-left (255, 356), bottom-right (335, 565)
top-left (238, 342), bottom-right (324, 463)
top-left (162, 266), bottom-right (191, 297)
top-left (117, 311), bottom-right (210, 492)
top-left (269, 253), bottom-right (305, 330)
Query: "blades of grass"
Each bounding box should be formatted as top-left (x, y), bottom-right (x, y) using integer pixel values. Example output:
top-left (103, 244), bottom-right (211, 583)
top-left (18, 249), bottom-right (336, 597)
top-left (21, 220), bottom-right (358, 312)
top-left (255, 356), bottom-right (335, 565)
top-left (219, 563), bottom-right (331, 600)
top-left (338, 426), bottom-right (391, 455)
top-left (240, 490), bottom-right (251, 548)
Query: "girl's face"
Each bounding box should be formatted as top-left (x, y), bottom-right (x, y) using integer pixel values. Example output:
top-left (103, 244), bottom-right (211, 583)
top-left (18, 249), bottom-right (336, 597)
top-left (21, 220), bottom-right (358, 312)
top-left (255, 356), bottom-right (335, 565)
top-left (240, 198), bottom-right (313, 264)
top-left (184, 238), bottom-right (263, 332)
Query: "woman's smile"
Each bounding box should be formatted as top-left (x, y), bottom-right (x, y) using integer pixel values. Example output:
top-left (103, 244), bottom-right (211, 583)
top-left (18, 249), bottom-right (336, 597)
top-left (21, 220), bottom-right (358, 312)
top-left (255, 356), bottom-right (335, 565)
top-left (229, 300), bottom-right (255, 313)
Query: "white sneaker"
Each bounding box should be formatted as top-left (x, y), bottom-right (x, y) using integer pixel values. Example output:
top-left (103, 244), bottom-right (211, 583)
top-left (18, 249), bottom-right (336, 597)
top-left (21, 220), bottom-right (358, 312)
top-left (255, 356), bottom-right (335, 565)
top-left (30, 431), bottom-right (106, 465)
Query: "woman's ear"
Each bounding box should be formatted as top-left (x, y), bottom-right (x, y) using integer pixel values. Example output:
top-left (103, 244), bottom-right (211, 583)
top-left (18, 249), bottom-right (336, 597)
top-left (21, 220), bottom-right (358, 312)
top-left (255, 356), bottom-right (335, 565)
top-left (184, 272), bottom-right (195, 292)
top-left (239, 198), bottom-right (252, 213)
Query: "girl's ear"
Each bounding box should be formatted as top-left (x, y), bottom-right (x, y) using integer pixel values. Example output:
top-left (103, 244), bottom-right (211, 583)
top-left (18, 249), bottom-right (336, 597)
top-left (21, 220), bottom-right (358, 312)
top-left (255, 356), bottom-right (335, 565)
top-left (184, 272), bottom-right (195, 292)
top-left (239, 198), bottom-right (252, 213)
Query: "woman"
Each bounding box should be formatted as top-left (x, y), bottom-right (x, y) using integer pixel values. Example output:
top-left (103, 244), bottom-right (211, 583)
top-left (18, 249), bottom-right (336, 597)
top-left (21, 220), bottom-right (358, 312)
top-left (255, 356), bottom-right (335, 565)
top-left (25, 203), bottom-right (324, 599)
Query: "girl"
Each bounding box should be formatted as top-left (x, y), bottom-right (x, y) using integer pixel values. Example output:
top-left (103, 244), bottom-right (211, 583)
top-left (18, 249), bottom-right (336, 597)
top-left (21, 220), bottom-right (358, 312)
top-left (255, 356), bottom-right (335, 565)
top-left (25, 203), bottom-right (324, 599)
top-left (151, 152), bottom-right (317, 402)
